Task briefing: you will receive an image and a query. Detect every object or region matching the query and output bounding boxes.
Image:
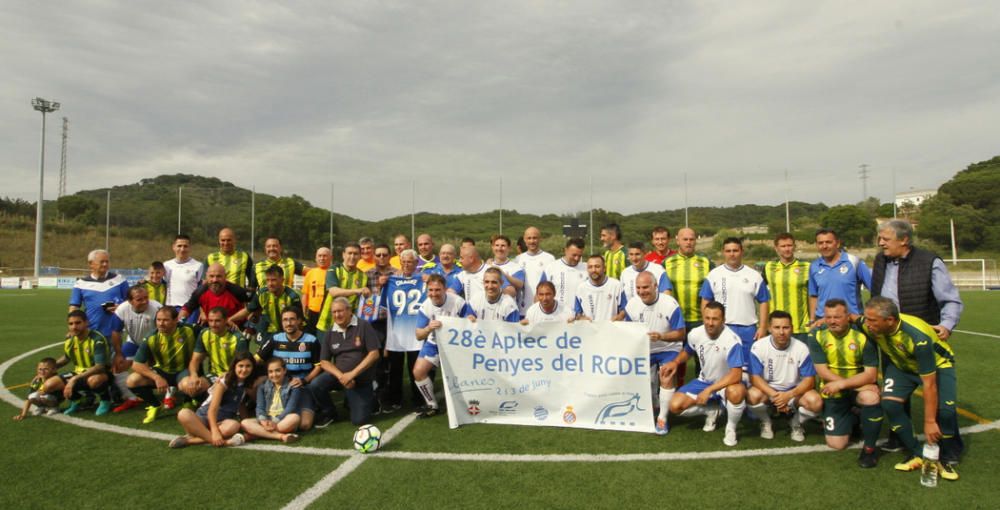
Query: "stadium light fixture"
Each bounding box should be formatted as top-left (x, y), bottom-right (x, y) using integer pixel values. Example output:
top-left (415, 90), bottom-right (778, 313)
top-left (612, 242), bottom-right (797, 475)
top-left (32, 97), bottom-right (60, 279)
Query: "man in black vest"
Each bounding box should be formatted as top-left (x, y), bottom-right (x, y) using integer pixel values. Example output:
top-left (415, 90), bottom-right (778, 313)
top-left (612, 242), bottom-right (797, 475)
top-left (872, 218), bottom-right (964, 454)
top-left (872, 219), bottom-right (963, 340)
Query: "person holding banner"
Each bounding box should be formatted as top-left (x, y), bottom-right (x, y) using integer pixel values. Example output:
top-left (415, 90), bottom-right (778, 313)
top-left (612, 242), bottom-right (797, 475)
top-left (574, 255), bottom-right (627, 322)
top-left (465, 268), bottom-right (519, 323)
top-left (624, 272), bottom-right (685, 435)
top-left (539, 238), bottom-right (587, 313)
top-left (412, 274), bottom-right (470, 418)
top-left (662, 302), bottom-right (747, 446)
top-left (522, 281), bottom-right (573, 324)
top-left (384, 250), bottom-right (427, 410)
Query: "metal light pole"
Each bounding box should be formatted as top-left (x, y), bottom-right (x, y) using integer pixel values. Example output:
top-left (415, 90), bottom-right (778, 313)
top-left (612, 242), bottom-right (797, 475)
top-left (32, 97), bottom-right (60, 278)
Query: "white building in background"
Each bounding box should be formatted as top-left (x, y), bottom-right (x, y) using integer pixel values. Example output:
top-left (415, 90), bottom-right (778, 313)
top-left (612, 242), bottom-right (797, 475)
top-left (895, 189), bottom-right (937, 208)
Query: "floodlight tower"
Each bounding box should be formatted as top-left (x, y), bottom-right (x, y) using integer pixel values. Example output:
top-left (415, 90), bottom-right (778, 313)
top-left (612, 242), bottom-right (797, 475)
top-left (32, 97), bottom-right (60, 278)
top-left (59, 117), bottom-right (68, 198)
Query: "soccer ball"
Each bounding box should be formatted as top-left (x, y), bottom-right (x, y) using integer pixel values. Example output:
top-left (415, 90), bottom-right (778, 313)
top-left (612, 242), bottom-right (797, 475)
top-left (353, 424), bottom-right (382, 453)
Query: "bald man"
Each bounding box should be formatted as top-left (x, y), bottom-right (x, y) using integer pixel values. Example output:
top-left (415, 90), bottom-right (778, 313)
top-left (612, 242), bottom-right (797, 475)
top-left (515, 226), bottom-right (555, 314)
top-left (450, 244), bottom-right (513, 303)
top-left (205, 227), bottom-right (256, 290)
top-left (179, 263), bottom-right (249, 327)
top-left (415, 233), bottom-right (440, 272)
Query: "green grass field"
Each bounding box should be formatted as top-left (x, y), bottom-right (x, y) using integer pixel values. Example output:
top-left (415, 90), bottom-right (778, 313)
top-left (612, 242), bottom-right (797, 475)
top-left (2, 290), bottom-right (999, 509)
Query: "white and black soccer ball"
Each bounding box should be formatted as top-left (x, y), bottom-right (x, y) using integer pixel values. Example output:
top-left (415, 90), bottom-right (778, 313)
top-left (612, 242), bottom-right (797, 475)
top-left (353, 424), bottom-right (382, 453)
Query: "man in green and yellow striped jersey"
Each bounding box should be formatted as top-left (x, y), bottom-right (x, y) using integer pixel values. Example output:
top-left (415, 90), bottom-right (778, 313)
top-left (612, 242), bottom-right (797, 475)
top-left (45, 311), bottom-right (113, 416)
top-left (664, 227), bottom-right (714, 383)
top-left (806, 299), bottom-right (882, 468)
top-left (232, 265), bottom-right (304, 344)
top-left (763, 233), bottom-right (811, 340)
top-left (179, 307), bottom-right (249, 401)
top-left (205, 227), bottom-right (256, 291)
top-left (254, 237), bottom-right (307, 289)
top-left (127, 307), bottom-right (198, 424)
top-left (316, 242), bottom-right (370, 332)
top-left (601, 223), bottom-right (627, 280)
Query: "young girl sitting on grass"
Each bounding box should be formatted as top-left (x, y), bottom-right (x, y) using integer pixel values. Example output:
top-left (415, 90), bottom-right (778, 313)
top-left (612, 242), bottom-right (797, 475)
top-left (241, 357), bottom-right (301, 443)
top-left (169, 351), bottom-right (254, 448)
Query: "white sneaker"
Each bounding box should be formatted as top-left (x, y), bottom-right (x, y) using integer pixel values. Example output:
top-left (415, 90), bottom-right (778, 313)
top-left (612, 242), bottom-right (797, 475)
top-left (759, 421), bottom-right (774, 440)
top-left (227, 433), bottom-right (246, 447)
top-left (30, 406), bottom-right (44, 416)
top-left (724, 425), bottom-right (738, 447)
top-left (790, 424), bottom-right (805, 442)
top-left (44, 407), bottom-right (60, 416)
top-left (703, 405), bottom-right (721, 432)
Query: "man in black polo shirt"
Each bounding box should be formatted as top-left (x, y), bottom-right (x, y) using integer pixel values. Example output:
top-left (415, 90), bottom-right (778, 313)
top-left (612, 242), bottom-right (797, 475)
top-left (308, 297), bottom-right (381, 427)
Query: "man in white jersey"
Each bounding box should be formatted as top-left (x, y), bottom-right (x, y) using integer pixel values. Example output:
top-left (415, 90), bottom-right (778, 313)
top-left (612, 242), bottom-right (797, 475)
top-left (449, 245), bottom-right (489, 302)
top-left (412, 274), bottom-right (469, 418)
top-left (465, 268), bottom-right (519, 323)
top-left (521, 281), bottom-right (573, 325)
top-left (747, 310), bottom-right (821, 442)
top-left (699, 237), bottom-right (770, 362)
top-left (514, 226), bottom-right (556, 313)
top-left (110, 285), bottom-right (163, 413)
top-left (620, 241), bottom-right (672, 302)
top-left (624, 272), bottom-right (685, 435)
top-left (164, 234), bottom-right (204, 317)
top-left (574, 255), bottom-right (627, 321)
top-left (539, 237), bottom-right (588, 313)
top-left (488, 234), bottom-right (525, 299)
top-left (662, 302), bottom-right (747, 446)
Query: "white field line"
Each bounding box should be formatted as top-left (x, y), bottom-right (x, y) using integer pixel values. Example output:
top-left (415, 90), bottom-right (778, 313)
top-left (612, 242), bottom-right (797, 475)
top-left (281, 413), bottom-right (418, 510)
top-left (955, 329), bottom-right (1000, 339)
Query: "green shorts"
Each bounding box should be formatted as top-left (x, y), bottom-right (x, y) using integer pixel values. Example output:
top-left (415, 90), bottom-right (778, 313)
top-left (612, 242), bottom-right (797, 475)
top-left (821, 396), bottom-right (856, 436)
top-left (882, 365), bottom-right (957, 404)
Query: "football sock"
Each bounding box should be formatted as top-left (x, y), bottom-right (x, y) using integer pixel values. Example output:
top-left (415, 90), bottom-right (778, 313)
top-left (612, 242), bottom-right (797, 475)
top-left (115, 372), bottom-right (137, 399)
top-left (882, 399), bottom-right (919, 455)
top-left (679, 404), bottom-right (705, 418)
top-left (860, 404), bottom-right (883, 448)
top-left (415, 378), bottom-right (437, 408)
top-left (793, 406), bottom-right (817, 426)
top-left (132, 385), bottom-right (161, 407)
top-left (749, 403), bottom-right (771, 424)
top-left (658, 388), bottom-right (674, 420)
top-left (725, 400), bottom-right (746, 428)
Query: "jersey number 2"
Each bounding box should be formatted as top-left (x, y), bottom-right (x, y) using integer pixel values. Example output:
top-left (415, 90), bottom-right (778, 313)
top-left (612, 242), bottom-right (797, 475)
top-left (392, 289), bottom-right (422, 316)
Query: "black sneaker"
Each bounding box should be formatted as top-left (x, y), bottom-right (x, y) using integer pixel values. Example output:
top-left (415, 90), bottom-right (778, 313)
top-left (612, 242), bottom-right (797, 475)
top-left (416, 406), bottom-right (439, 419)
top-left (881, 432), bottom-right (904, 453)
top-left (314, 414), bottom-right (335, 429)
top-left (858, 446), bottom-right (879, 468)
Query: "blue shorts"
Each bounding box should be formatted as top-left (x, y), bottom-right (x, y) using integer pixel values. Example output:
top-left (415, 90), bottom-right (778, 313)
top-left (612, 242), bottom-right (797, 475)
top-left (418, 341), bottom-right (440, 366)
top-left (121, 340), bottom-right (139, 360)
top-left (650, 351), bottom-right (679, 366)
top-left (677, 379), bottom-right (725, 403)
top-left (727, 324), bottom-right (756, 367)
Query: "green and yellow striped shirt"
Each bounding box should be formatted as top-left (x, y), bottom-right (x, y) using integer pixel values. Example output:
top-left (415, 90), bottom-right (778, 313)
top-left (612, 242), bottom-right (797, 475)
top-left (206, 250), bottom-right (253, 287)
top-left (806, 326), bottom-right (876, 399)
top-left (142, 281), bottom-right (167, 305)
top-left (763, 259), bottom-right (811, 334)
top-left (254, 257), bottom-right (300, 289)
top-left (248, 287), bottom-right (303, 334)
top-left (603, 246), bottom-right (627, 280)
top-left (663, 253), bottom-right (713, 323)
top-left (861, 313), bottom-right (955, 375)
top-left (194, 329), bottom-right (248, 377)
top-left (316, 265), bottom-right (369, 332)
top-left (63, 330), bottom-right (110, 374)
top-left (135, 325), bottom-right (197, 374)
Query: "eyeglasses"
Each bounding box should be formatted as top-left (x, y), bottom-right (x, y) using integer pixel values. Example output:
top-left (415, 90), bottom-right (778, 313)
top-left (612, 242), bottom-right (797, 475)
top-left (375, 253), bottom-right (390, 258)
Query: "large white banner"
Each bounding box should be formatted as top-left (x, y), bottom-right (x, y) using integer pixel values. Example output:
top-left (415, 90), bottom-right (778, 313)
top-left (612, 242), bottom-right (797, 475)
top-left (439, 317), bottom-right (655, 433)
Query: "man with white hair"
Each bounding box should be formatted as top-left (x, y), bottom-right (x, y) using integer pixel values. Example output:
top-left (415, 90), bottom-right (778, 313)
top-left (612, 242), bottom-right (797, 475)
top-left (69, 249), bottom-right (130, 339)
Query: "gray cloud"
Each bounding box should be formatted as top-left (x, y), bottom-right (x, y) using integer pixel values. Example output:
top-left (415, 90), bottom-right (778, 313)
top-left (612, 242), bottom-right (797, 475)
top-left (2, 1), bottom-right (998, 220)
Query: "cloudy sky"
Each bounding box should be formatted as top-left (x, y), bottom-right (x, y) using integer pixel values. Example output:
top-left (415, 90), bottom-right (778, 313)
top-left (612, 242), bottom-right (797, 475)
top-left (3, 1), bottom-right (998, 221)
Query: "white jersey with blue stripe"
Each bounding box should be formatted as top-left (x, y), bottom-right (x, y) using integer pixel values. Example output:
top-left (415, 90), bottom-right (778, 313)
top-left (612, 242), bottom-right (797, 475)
top-left (515, 250), bottom-right (556, 312)
top-left (573, 277), bottom-right (627, 321)
top-left (749, 336), bottom-right (816, 392)
top-left (416, 293), bottom-right (467, 346)
top-left (523, 301), bottom-right (573, 324)
top-left (686, 325), bottom-right (745, 384)
top-left (465, 294), bottom-right (519, 323)
top-left (699, 264), bottom-right (769, 326)
top-left (624, 294), bottom-right (685, 354)
top-left (620, 262), bottom-right (672, 302)
top-left (540, 258), bottom-right (588, 312)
